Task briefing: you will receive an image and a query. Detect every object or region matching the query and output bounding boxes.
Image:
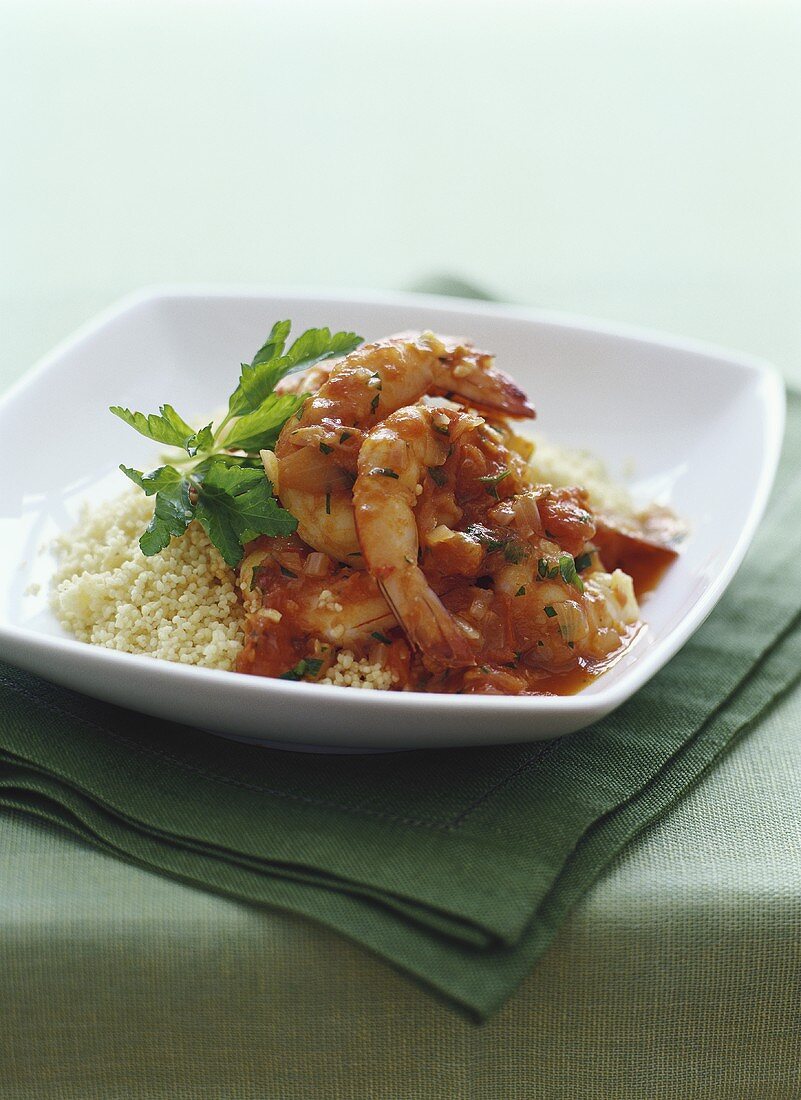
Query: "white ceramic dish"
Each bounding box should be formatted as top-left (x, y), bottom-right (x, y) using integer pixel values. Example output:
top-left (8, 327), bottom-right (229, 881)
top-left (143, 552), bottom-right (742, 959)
top-left (0, 288), bottom-right (785, 749)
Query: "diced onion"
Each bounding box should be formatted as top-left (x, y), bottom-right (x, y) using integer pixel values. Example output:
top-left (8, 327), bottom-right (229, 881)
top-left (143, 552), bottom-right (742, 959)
top-left (481, 610), bottom-right (506, 651)
top-left (512, 493), bottom-right (542, 537)
top-left (452, 615), bottom-right (481, 642)
top-left (304, 552), bottom-right (331, 577)
top-left (427, 524), bottom-right (456, 545)
top-left (553, 600), bottom-right (588, 643)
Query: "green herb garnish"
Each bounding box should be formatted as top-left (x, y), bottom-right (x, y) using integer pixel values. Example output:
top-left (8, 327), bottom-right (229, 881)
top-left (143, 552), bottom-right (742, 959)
top-left (478, 467), bottom-right (510, 499)
top-left (319, 442), bottom-right (333, 455)
top-left (515, 586), bottom-right (526, 597)
top-left (374, 467), bottom-right (399, 479)
top-left (574, 551), bottom-right (594, 573)
top-left (503, 541), bottom-right (528, 564)
top-left (478, 467), bottom-right (510, 483)
top-left (464, 524), bottom-right (506, 552)
top-left (113, 321), bottom-right (361, 566)
top-left (279, 657), bottom-right (324, 681)
top-left (371, 631), bottom-right (393, 645)
top-left (558, 554), bottom-right (585, 593)
top-left (544, 605), bottom-right (557, 618)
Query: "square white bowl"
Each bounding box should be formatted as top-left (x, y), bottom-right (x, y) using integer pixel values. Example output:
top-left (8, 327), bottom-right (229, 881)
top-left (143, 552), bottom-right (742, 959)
top-left (0, 288), bottom-right (785, 749)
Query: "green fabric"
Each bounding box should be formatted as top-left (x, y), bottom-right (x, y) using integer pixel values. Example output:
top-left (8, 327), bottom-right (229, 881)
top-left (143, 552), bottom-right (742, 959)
top-left (5, 691), bottom-right (801, 1099)
top-left (1, 396), bottom-right (799, 1021)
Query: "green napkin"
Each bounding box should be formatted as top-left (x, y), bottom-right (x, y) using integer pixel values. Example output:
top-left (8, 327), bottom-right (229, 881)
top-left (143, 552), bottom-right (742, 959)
top-left (1, 380), bottom-right (799, 1020)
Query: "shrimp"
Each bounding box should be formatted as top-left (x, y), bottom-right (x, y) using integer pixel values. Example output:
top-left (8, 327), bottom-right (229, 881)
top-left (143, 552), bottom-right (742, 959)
top-left (274, 331), bottom-right (534, 562)
top-left (353, 405), bottom-right (478, 670)
top-left (236, 535), bottom-right (410, 682)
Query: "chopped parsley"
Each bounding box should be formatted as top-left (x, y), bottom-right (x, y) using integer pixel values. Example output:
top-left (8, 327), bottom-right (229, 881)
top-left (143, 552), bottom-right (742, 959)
top-left (374, 467), bottom-right (399, 479)
top-left (464, 524), bottom-right (506, 553)
top-left (371, 631), bottom-right (393, 645)
top-left (478, 467), bottom-right (510, 485)
top-left (503, 541), bottom-right (528, 564)
top-left (515, 586), bottom-right (526, 597)
top-left (537, 557), bottom-right (560, 580)
top-left (319, 442), bottom-right (333, 455)
top-left (478, 467), bottom-right (510, 499)
top-left (544, 605), bottom-right (557, 618)
top-left (558, 554), bottom-right (585, 593)
top-left (279, 657), bottom-right (324, 681)
top-left (574, 551), bottom-right (594, 573)
top-left (279, 564), bottom-right (298, 579)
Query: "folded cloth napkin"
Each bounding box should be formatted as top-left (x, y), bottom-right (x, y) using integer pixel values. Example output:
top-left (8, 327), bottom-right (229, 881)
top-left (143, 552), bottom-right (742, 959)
top-left (1, 375), bottom-right (799, 1019)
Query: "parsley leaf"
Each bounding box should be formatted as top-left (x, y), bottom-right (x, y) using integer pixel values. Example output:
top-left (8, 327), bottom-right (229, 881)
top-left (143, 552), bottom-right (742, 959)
top-left (193, 461), bottom-right (297, 567)
top-left (120, 465), bottom-right (194, 555)
top-left (185, 423), bottom-right (215, 457)
top-left (282, 327), bottom-right (362, 376)
top-left (230, 324), bottom-right (361, 416)
top-left (252, 320), bottom-right (292, 367)
top-left (114, 319), bottom-right (362, 566)
top-left (223, 393), bottom-right (306, 452)
top-left (110, 404), bottom-right (197, 453)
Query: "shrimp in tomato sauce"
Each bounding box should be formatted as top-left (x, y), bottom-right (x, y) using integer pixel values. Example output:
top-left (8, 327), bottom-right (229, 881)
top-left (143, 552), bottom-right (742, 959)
top-left (237, 333), bottom-right (679, 695)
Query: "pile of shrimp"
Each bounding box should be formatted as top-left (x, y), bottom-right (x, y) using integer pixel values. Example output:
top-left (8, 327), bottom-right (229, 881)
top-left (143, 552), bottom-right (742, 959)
top-left (234, 331), bottom-right (654, 695)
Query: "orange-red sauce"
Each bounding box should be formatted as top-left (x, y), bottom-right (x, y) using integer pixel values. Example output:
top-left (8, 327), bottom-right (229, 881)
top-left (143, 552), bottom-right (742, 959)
top-left (519, 548), bottom-right (672, 697)
top-left (237, 545), bottom-right (675, 696)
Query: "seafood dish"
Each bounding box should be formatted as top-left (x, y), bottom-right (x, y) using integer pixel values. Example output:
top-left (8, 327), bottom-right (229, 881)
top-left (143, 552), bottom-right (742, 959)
top-left (52, 325), bottom-right (681, 696)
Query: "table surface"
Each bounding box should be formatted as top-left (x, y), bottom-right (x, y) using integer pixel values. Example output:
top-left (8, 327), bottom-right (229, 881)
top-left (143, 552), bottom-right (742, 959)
top-left (2, 1), bottom-right (801, 1095)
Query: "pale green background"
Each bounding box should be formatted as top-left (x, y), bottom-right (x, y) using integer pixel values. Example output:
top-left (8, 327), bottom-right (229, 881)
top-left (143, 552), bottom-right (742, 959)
top-left (2, 1), bottom-right (801, 1096)
top-left (2, 0), bottom-right (800, 389)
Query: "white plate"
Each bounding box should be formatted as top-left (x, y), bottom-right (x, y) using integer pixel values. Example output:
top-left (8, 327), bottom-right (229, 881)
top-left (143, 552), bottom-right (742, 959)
top-left (0, 288), bottom-right (785, 750)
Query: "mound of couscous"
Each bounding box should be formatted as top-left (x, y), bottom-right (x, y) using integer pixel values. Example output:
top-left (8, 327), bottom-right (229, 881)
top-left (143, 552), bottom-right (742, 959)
top-left (51, 491), bottom-right (245, 670)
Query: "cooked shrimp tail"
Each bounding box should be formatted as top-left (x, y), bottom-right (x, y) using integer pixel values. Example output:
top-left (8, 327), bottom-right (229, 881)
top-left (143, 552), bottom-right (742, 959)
top-left (379, 569), bottom-right (475, 668)
top-left (434, 361), bottom-right (534, 419)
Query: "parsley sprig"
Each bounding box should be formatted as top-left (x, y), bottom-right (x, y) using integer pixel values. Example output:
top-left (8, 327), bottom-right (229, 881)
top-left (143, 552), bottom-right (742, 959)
top-left (112, 321), bottom-right (362, 567)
